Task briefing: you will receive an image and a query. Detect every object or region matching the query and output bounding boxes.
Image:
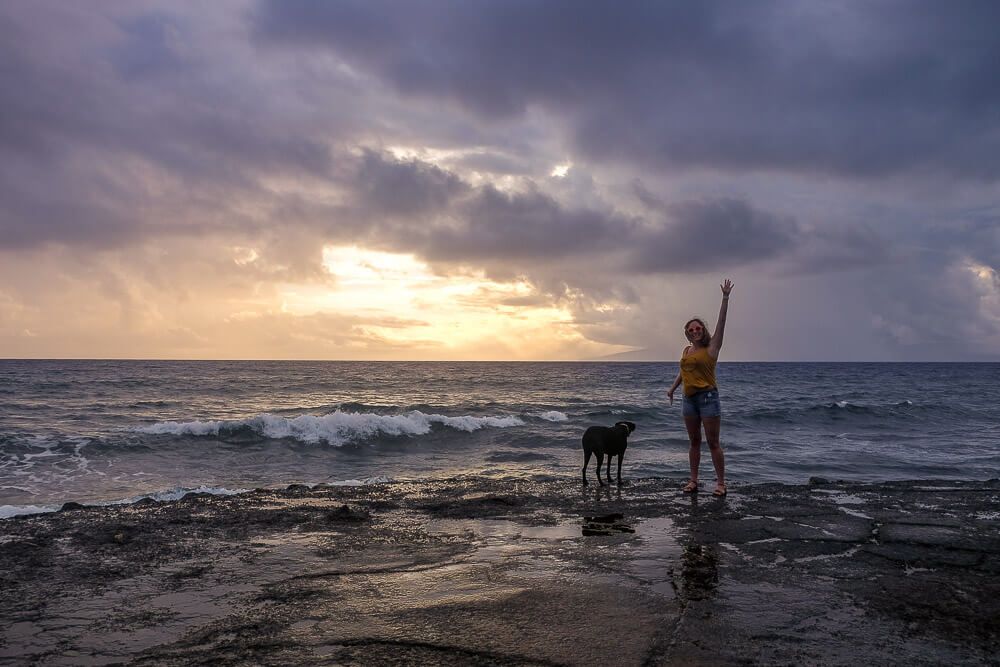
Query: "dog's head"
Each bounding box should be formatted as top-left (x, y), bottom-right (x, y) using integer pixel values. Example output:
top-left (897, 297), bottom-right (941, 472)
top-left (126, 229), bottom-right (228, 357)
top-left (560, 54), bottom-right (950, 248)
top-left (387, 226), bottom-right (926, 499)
top-left (614, 421), bottom-right (636, 435)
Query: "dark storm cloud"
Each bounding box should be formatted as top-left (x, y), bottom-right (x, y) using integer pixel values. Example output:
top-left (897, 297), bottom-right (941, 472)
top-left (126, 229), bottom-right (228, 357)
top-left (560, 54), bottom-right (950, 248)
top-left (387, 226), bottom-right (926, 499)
top-left (430, 184), bottom-right (629, 261)
top-left (355, 149), bottom-right (468, 218)
top-left (1, 7), bottom-right (332, 178)
top-left (922, 209), bottom-right (1000, 269)
top-left (255, 0), bottom-right (1000, 180)
top-left (0, 0), bottom-right (919, 285)
top-left (631, 180), bottom-right (669, 214)
top-left (0, 4), bottom-right (336, 250)
top-left (783, 224), bottom-right (892, 276)
top-left (634, 198), bottom-right (800, 273)
top-left (346, 151), bottom-right (626, 262)
top-left (0, 162), bottom-right (142, 250)
top-left (253, 1), bottom-right (758, 118)
top-left (351, 152), bottom-right (807, 274)
top-left (111, 12), bottom-right (191, 80)
top-left (0, 11), bottom-right (103, 160)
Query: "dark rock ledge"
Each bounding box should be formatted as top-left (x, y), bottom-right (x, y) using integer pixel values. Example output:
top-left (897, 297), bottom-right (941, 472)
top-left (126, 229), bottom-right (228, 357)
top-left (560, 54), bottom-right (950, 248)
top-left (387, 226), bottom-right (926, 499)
top-left (0, 478), bottom-right (997, 665)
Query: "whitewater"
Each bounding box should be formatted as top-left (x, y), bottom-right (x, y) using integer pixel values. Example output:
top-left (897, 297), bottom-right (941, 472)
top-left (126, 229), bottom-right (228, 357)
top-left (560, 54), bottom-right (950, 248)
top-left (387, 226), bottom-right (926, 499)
top-left (2, 360), bottom-right (999, 515)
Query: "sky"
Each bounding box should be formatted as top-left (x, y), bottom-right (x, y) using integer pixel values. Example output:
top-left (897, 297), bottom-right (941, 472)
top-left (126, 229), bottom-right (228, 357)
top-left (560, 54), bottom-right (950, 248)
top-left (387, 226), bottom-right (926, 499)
top-left (1, 1), bottom-right (999, 361)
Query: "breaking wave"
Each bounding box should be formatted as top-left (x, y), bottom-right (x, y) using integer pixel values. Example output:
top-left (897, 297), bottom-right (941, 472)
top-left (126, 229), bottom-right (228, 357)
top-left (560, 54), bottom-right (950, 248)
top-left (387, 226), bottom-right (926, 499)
top-left (134, 410), bottom-right (525, 446)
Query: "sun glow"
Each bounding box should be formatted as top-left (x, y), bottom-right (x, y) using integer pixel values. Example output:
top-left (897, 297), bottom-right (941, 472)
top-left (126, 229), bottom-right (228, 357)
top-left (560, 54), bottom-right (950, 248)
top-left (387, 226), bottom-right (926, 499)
top-left (550, 162), bottom-right (572, 178)
top-left (967, 261), bottom-right (997, 283)
top-left (274, 246), bottom-right (588, 358)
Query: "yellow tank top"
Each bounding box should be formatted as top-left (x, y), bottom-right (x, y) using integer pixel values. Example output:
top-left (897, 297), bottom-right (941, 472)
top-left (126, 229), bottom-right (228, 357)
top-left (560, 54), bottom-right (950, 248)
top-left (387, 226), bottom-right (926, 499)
top-left (680, 346), bottom-right (717, 396)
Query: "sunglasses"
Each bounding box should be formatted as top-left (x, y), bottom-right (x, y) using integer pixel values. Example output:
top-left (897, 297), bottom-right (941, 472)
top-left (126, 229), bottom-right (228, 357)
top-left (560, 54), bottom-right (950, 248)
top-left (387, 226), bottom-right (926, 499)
top-left (686, 327), bottom-right (703, 334)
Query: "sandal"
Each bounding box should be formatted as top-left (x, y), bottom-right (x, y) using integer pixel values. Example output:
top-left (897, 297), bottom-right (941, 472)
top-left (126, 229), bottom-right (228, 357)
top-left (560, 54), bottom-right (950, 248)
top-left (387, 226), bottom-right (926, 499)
top-left (682, 480), bottom-right (699, 493)
top-left (713, 483), bottom-right (727, 497)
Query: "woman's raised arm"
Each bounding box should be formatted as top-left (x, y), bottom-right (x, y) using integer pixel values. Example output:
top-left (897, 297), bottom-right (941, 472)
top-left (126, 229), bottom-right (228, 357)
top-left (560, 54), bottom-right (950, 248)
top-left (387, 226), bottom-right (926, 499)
top-left (709, 279), bottom-right (734, 358)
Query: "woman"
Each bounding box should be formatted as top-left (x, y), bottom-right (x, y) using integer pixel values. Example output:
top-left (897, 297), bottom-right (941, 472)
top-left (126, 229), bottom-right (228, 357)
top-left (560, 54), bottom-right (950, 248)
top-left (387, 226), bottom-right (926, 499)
top-left (667, 279), bottom-right (733, 497)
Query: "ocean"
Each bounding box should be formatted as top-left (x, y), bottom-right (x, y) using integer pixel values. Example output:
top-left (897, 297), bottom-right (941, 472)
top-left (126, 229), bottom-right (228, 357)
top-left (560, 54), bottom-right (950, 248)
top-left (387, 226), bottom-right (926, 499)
top-left (2, 360), bottom-right (998, 516)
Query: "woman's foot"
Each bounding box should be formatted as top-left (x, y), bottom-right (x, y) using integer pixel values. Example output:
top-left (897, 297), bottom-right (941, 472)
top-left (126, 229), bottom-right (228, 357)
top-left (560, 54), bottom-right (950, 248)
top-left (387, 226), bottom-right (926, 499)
top-left (682, 480), bottom-right (699, 493)
top-left (712, 482), bottom-right (727, 497)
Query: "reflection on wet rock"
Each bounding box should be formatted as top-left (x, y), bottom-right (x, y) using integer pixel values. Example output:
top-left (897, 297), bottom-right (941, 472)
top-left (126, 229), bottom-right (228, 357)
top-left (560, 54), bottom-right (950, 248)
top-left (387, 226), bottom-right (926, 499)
top-left (675, 543), bottom-right (719, 601)
top-left (581, 513), bottom-right (635, 536)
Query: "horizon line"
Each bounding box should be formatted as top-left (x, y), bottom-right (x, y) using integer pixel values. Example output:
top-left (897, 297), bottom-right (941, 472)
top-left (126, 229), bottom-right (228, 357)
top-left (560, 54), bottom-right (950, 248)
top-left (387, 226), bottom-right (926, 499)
top-left (1, 357), bottom-right (997, 364)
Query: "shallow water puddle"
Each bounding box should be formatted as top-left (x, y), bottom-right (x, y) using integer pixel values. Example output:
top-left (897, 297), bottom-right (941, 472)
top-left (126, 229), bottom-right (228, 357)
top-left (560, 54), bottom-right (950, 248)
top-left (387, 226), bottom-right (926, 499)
top-left (424, 517), bottom-right (579, 540)
top-left (621, 517), bottom-right (686, 598)
top-left (424, 515), bottom-right (691, 601)
top-left (245, 531), bottom-right (349, 574)
top-left (810, 489), bottom-right (877, 519)
top-left (422, 517), bottom-right (583, 571)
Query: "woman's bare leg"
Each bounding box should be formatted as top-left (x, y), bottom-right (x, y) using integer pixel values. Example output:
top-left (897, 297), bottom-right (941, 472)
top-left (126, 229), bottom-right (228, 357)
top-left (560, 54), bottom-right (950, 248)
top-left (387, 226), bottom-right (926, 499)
top-left (702, 416), bottom-right (725, 490)
top-left (684, 416), bottom-right (703, 483)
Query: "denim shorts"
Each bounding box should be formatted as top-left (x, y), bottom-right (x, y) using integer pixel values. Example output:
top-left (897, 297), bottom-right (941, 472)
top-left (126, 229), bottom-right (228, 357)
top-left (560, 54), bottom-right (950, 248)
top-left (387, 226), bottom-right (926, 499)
top-left (682, 388), bottom-right (721, 418)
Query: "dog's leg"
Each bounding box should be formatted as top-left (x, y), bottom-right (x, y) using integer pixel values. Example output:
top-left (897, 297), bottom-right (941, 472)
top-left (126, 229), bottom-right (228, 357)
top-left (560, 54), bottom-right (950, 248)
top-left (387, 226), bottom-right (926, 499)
top-left (617, 454), bottom-right (623, 486)
top-left (596, 453), bottom-right (605, 486)
top-left (582, 449), bottom-right (592, 485)
top-left (606, 456), bottom-right (612, 486)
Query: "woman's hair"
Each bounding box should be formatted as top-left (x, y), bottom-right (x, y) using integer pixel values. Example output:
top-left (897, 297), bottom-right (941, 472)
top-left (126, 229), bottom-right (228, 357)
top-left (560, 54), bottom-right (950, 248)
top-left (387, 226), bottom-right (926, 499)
top-left (683, 317), bottom-right (711, 347)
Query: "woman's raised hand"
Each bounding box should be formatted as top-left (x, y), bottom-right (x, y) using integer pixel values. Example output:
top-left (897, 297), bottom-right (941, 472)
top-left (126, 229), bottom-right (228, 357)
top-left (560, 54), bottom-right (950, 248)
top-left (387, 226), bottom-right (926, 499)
top-left (721, 279), bottom-right (734, 297)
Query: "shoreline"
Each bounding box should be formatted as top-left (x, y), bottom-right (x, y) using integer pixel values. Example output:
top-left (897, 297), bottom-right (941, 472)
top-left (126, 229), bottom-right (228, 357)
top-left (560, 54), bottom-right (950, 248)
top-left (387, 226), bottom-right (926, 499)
top-left (5, 472), bottom-right (998, 520)
top-left (2, 477), bottom-right (998, 665)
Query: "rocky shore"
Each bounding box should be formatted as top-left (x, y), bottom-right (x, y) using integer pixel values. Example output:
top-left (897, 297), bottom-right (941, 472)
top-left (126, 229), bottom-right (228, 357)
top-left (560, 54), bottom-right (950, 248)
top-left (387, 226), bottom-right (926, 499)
top-left (2, 477), bottom-right (998, 665)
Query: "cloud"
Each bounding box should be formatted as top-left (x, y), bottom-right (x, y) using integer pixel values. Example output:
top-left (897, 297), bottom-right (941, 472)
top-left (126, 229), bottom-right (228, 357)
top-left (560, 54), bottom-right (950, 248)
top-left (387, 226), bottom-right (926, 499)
top-left (425, 183), bottom-right (631, 262)
top-left (354, 149), bottom-right (468, 218)
top-left (0, 3), bottom-right (340, 251)
top-left (782, 223), bottom-right (892, 275)
top-left (2, 2), bottom-right (999, 360)
top-left (349, 152), bottom-right (808, 279)
top-left (255, 0), bottom-right (1000, 180)
top-left (634, 198), bottom-right (800, 273)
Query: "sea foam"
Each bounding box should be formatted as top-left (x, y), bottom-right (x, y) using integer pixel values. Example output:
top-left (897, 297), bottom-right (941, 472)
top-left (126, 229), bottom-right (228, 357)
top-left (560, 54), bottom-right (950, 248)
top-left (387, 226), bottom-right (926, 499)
top-left (0, 504), bottom-right (59, 519)
top-left (0, 486), bottom-right (250, 520)
top-left (119, 485), bottom-right (248, 504)
top-left (135, 410), bottom-right (525, 446)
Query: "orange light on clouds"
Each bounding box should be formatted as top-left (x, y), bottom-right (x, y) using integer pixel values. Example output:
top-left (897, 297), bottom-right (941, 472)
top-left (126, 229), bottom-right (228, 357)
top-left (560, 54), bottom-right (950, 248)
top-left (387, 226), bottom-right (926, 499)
top-left (269, 245), bottom-right (612, 359)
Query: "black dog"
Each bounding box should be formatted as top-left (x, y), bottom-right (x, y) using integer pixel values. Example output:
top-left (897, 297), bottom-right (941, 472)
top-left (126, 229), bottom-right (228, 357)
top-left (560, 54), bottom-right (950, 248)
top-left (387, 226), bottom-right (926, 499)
top-left (581, 421), bottom-right (636, 486)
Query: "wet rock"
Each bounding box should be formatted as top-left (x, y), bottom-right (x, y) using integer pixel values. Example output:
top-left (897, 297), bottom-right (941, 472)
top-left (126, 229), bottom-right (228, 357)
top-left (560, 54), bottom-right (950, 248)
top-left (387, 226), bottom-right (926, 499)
top-left (327, 504), bottom-right (369, 523)
top-left (168, 564), bottom-right (212, 581)
top-left (582, 514), bottom-right (634, 536)
top-left (3, 477), bottom-right (998, 665)
top-left (468, 494), bottom-right (520, 507)
top-left (880, 522), bottom-right (971, 547)
top-left (67, 522), bottom-right (142, 548)
top-left (581, 523), bottom-right (635, 536)
top-left (285, 484), bottom-right (312, 495)
top-left (418, 493), bottom-right (523, 518)
top-left (132, 497), bottom-right (157, 507)
top-left (59, 502), bottom-right (87, 512)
